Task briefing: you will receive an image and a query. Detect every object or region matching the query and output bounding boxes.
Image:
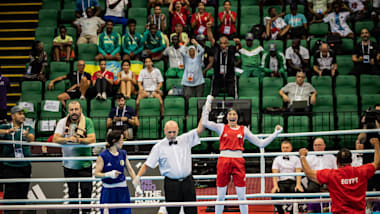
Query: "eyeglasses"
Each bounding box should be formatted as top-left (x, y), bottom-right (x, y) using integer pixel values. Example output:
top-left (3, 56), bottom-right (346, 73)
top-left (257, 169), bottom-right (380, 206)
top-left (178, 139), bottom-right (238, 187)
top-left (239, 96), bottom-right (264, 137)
top-left (167, 131), bottom-right (177, 134)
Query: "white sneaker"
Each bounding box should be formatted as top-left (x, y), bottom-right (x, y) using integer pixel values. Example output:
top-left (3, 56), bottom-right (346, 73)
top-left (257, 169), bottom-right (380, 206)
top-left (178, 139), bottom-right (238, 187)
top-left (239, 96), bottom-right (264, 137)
top-left (101, 92), bottom-right (107, 100)
top-left (96, 93), bottom-right (101, 99)
top-left (80, 95), bottom-right (86, 100)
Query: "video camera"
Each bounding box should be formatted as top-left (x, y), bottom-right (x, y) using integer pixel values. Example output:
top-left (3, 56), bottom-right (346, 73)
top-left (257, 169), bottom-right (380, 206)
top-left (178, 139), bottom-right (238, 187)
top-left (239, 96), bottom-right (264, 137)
top-left (363, 107), bottom-right (380, 129)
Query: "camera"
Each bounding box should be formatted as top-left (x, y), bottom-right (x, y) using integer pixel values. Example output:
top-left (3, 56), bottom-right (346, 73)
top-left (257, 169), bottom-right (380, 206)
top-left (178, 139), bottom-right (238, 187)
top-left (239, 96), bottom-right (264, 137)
top-left (363, 107), bottom-right (380, 129)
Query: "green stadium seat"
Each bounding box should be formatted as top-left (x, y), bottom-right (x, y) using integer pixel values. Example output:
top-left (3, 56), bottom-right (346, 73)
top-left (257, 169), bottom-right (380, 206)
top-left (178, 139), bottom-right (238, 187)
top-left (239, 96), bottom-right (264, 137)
top-left (92, 118), bottom-right (107, 141)
top-left (262, 95), bottom-right (283, 110)
top-left (264, 40), bottom-right (284, 53)
top-left (204, 78), bottom-right (211, 96)
top-left (336, 94), bottom-right (358, 112)
top-left (77, 43), bottom-right (98, 61)
top-left (239, 24), bottom-right (252, 37)
top-left (126, 99), bottom-right (136, 111)
top-left (341, 38), bottom-right (354, 54)
top-left (135, 25), bottom-right (146, 34)
top-left (165, 78), bottom-right (182, 93)
top-left (38, 9), bottom-right (58, 27)
top-left (44, 80), bottom-right (66, 100)
top-left (313, 95), bottom-right (333, 112)
top-left (240, 6), bottom-right (260, 25)
top-left (309, 23), bottom-right (329, 37)
top-left (239, 77), bottom-right (259, 98)
top-left (361, 94), bottom-right (380, 111)
top-left (188, 97), bottom-right (202, 116)
top-left (49, 62), bottom-right (70, 79)
top-left (262, 114), bottom-right (284, 150)
top-left (287, 115), bottom-right (309, 148)
top-left (42, 0), bottom-right (61, 9)
top-left (360, 75), bottom-right (380, 96)
top-left (164, 97), bottom-right (185, 116)
top-left (154, 60), bottom-right (165, 74)
top-left (240, 0), bottom-right (258, 6)
top-left (312, 114), bottom-right (335, 148)
top-left (205, 6), bottom-right (215, 18)
top-left (66, 99), bottom-right (88, 116)
top-left (113, 24), bottom-right (123, 36)
top-left (35, 26), bottom-right (56, 40)
top-left (240, 96), bottom-right (260, 114)
top-left (63, 0), bottom-right (76, 9)
top-left (335, 75), bottom-right (356, 95)
top-left (336, 55), bottom-right (353, 75)
top-left (89, 99), bottom-right (112, 118)
top-left (355, 21), bottom-right (374, 34)
top-left (136, 117), bottom-right (160, 139)
top-left (311, 76), bottom-right (332, 95)
top-left (40, 100), bottom-right (63, 119)
top-left (21, 81), bottom-right (42, 103)
top-left (262, 77), bottom-right (283, 96)
top-left (131, 0), bottom-right (147, 8)
top-left (139, 98), bottom-right (160, 116)
top-left (60, 9), bottom-right (76, 24)
top-left (129, 8), bottom-right (147, 19)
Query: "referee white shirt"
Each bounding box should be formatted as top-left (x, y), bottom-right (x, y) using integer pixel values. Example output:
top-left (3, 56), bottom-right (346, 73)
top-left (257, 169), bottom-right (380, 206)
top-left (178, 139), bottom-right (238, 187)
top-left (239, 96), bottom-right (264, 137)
top-left (351, 153), bottom-right (363, 167)
top-left (306, 154), bottom-right (337, 170)
top-left (145, 129), bottom-right (200, 179)
top-left (272, 156), bottom-right (301, 181)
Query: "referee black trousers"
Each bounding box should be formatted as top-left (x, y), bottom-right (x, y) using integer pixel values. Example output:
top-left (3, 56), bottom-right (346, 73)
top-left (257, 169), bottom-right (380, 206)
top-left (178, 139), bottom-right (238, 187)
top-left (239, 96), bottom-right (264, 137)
top-left (275, 179), bottom-right (297, 214)
top-left (164, 176), bottom-right (197, 214)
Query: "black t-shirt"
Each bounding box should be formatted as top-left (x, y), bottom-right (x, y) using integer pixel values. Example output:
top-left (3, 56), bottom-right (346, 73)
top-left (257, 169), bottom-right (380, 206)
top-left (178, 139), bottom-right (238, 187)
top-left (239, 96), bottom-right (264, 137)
top-left (67, 71), bottom-right (91, 86)
top-left (212, 43), bottom-right (237, 79)
top-left (203, 46), bottom-right (215, 69)
top-left (313, 50), bottom-right (336, 70)
top-left (353, 41), bottom-right (379, 64)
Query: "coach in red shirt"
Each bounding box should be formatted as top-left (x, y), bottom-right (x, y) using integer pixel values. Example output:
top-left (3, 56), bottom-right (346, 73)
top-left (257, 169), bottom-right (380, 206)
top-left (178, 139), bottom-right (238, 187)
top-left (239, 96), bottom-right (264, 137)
top-left (299, 138), bottom-right (380, 214)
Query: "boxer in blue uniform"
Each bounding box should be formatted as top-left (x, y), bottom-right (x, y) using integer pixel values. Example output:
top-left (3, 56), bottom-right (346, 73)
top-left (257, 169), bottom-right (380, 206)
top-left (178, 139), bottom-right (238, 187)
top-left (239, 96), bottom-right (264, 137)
top-left (95, 130), bottom-right (141, 214)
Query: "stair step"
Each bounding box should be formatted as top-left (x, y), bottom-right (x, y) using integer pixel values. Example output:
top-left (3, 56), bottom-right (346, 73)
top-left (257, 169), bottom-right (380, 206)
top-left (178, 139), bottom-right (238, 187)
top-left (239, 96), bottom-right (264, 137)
top-left (0, 46), bottom-right (31, 50)
top-left (0, 29), bottom-right (35, 37)
top-left (0, 37), bottom-right (35, 46)
top-left (0, 58), bottom-right (29, 64)
top-left (0, 21), bottom-right (38, 29)
top-left (0, 13), bottom-right (39, 20)
top-left (0, 3), bottom-right (42, 12)
top-left (0, 49), bottom-right (30, 56)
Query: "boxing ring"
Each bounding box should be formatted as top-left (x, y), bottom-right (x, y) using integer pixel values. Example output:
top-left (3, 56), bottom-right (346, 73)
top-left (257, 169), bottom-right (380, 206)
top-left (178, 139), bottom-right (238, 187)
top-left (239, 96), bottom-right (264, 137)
top-left (0, 128), bottom-right (380, 213)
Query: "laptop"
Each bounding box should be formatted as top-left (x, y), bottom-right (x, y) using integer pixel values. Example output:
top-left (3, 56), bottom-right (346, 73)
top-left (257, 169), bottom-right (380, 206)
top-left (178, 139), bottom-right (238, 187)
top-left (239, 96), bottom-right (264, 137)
top-left (292, 100), bottom-right (308, 109)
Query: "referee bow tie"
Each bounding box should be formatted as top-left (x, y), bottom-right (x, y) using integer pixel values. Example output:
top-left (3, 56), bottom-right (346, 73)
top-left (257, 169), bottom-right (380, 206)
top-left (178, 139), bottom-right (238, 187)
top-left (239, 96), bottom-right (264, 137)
top-left (283, 156), bottom-right (289, 160)
top-left (169, 141), bottom-right (178, 146)
top-left (316, 154), bottom-right (324, 157)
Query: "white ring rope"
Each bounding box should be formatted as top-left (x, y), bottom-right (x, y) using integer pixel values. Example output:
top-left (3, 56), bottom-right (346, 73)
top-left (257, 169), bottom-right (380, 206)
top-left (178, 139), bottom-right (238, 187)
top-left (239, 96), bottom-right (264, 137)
top-left (0, 197), bottom-right (379, 210)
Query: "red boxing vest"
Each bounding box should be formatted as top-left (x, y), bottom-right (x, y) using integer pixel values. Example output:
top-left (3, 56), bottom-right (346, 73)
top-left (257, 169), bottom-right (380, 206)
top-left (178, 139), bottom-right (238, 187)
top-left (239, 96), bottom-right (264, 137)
top-left (219, 124), bottom-right (245, 151)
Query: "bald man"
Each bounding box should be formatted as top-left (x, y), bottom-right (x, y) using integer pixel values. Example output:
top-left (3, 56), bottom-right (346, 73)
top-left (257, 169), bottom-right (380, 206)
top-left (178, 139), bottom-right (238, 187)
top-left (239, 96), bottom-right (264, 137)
top-left (134, 120), bottom-right (204, 214)
top-left (313, 43), bottom-right (337, 77)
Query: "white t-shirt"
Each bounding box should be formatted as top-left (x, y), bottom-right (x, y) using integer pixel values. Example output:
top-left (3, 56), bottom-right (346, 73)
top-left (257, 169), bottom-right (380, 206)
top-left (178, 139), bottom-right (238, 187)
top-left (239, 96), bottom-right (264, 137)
top-left (264, 16), bottom-right (287, 40)
top-left (272, 155), bottom-right (302, 181)
top-left (137, 67), bottom-right (163, 91)
top-left (285, 46), bottom-right (309, 67)
top-left (323, 12), bottom-right (351, 34)
top-left (345, 0), bottom-right (365, 12)
top-left (73, 16), bottom-right (105, 37)
top-left (105, 0), bottom-right (128, 17)
top-left (163, 46), bottom-right (184, 68)
top-left (374, 0), bottom-right (380, 8)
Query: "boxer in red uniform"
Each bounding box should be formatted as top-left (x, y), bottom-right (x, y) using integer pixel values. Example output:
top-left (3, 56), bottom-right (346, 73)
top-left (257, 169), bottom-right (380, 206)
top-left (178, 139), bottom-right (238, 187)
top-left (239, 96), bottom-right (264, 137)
top-left (299, 138), bottom-right (380, 214)
top-left (202, 95), bottom-right (283, 214)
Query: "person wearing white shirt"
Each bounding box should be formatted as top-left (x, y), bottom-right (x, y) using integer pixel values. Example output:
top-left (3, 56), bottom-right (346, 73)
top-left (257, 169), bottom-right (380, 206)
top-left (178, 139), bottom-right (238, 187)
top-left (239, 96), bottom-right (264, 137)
top-left (133, 119), bottom-right (204, 214)
top-left (352, 140), bottom-right (364, 167)
top-left (104, 0), bottom-right (129, 27)
top-left (285, 39), bottom-right (310, 77)
top-left (264, 7), bottom-right (290, 40)
top-left (272, 140), bottom-right (304, 214)
top-left (323, 2), bottom-right (354, 39)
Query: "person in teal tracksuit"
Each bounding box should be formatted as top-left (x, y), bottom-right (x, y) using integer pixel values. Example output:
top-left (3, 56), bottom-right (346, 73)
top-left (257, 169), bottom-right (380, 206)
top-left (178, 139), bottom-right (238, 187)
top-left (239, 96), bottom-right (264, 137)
top-left (142, 23), bottom-right (166, 61)
top-left (95, 20), bottom-right (121, 61)
top-left (122, 18), bottom-right (144, 60)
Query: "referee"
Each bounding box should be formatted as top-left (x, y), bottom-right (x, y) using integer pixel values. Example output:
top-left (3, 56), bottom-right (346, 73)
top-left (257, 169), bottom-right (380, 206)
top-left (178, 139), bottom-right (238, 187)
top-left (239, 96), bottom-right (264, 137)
top-left (133, 120), bottom-right (204, 214)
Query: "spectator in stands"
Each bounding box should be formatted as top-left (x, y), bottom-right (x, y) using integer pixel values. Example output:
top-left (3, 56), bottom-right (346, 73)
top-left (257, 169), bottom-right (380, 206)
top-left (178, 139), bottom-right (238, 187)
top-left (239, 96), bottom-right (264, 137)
top-left (107, 94), bottom-right (139, 139)
top-left (313, 42), bottom-right (337, 76)
top-left (284, 3), bottom-right (308, 40)
top-left (218, 0), bottom-right (237, 40)
top-left (53, 25), bottom-right (75, 62)
top-left (163, 35), bottom-right (184, 77)
top-left (170, 23), bottom-right (189, 45)
top-left (95, 20), bottom-right (121, 61)
top-left (75, 0), bottom-right (101, 18)
top-left (169, 0), bottom-right (190, 33)
top-left (104, 0), bottom-right (129, 27)
top-left (180, 38), bottom-right (205, 103)
top-left (49, 60), bottom-right (91, 108)
top-left (285, 39), bottom-right (310, 77)
top-left (259, 0), bottom-right (285, 12)
top-left (142, 23), bottom-right (166, 61)
top-left (352, 139), bottom-right (364, 167)
top-left (372, 0), bottom-right (380, 26)
top-left (206, 21), bottom-right (238, 99)
top-left (116, 60), bottom-right (137, 99)
top-left (196, 34), bottom-right (215, 77)
top-left (307, 0), bottom-right (332, 22)
top-left (91, 59), bottom-right (114, 100)
top-left (147, 4), bottom-right (167, 32)
top-left (136, 56), bottom-right (164, 115)
top-left (73, 7), bottom-right (105, 45)
top-left (122, 19), bottom-right (144, 60)
top-left (305, 138), bottom-right (337, 213)
top-left (261, 43), bottom-right (287, 78)
top-left (234, 33), bottom-right (264, 78)
top-left (323, 2), bottom-right (354, 39)
top-left (351, 28), bottom-right (380, 75)
top-left (272, 140), bottom-right (304, 214)
top-left (279, 71), bottom-right (317, 112)
top-left (148, 0), bottom-right (170, 15)
top-left (53, 100), bottom-right (96, 214)
top-left (343, 0), bottom-right (369, 22)
top-left (191, 2), bottom-right (214, 36)
top-left (264, 7), bottom-right (289, 40)
top-left (24, 40), bottom-right (47, 82)
top-left (0, 68), bottom-right (10, 123)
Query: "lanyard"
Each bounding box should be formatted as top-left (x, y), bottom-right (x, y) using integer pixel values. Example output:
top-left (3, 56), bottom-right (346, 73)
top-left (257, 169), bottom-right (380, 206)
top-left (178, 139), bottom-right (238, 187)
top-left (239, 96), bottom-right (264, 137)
top-left (104, 32), bottom-right (115, 48)
top-left (150, 33), bottom-right (158, 43)
top-left (290, 15), bottom-right (296, 27)
top-left (82, 0), bottom-right (90, 10)
top-left (102, 70), bottom-right (108, 76)
top-left (224, 11), bottom-right (231, 25)
top-left (11, 123), bottom-right (23, 151)
top-left (220, 50), bottom-right (228, 66)
top-left (128, 32), bottom-right (136, 44)
top-left (77, 72), bottom-right (84, 85)
top-left (198, 13), bottom-right (203, 25)
top-left (362, 41), bottom-right (370, 55)
top-left (295, 84), bottom-right (304, 97)
top-left (153, 15), bottom-right (161, 30)
top-left (176, 11), bottom-right (186, 25)
top-left (116, 106), bottom-right (126, 117)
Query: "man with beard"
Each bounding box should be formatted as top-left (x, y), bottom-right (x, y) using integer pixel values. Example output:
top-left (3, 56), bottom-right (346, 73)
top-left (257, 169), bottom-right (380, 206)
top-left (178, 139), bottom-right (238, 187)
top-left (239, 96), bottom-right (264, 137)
top-left (163, 35), bottom-right (184, 78)
top-left (53, 101), bottom-right (96, 214)
top-left (0, 106), bottom-right (35, 214)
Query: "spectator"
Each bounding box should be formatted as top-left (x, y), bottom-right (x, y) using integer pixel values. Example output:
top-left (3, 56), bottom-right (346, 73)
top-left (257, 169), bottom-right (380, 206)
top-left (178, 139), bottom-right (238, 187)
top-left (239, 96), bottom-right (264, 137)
top-left (206, 21), bottom-right (238, 99)
top-left (91, 59), bottom-right (114, 100)
top-left (271, 140), bottom-right (304, 214)
top-left (235, 33), bottom-right (264, 78)
top-left (352, 140), bottom-right (364, 167)
top-left (148, 0), bottom-right (170, 15)
top-left (180, 38), bottom-right (205, 103)
top-left (169, 0), bottom-right (190, 33)
top-left (285, 39), bottom-right (310, 76)
top-left (24, 40), bottom-right (47, 82)
top-left (191, 2), bottom-right (214, 36)
top-left (95, 20), bottom-right (121, 61)
top-left (323, 2), bottom-right (354, 39)
top-left (196, 34), bottom-right (215, 77)
top-left (163, 35), bottom-right (185, 77)
top-left (343, 0), bottom-right (369, 22)
top-left (122, 19), bottom-right (144, 60)
top-left (147, 4), bottom-right (167, 32)
top-left (73, 7), bottom-right (105, 45)
top-left (0, 69), bottom-right (10, 123)
top-left (49, 60), bottom-right (91, 108)
top-left (116, 60), bottom-right (137, 99)
top-left (261, 43), bottom-right (287, 78)
top-left (104, 0), bottom-right (129, 27)
top-left (284, 3), bottom-right (308, 39)
top-left (351, 28), bottom-right (380, 75)
top-left (136, 56), bottom-right (164, 115)
top-left (307, 0), bottom-right (332, 21)
top-left (279, 71), bottom-right (317, 112)
top-left (75, 0), bottom-right (101, 18)
top-left (0, 106), bottom-right (35, 214)
top-left (142, 23), bottom-right (166, 61)
top-left (218, 0), bottom-right (237, 39)
top-left (53, 101), bottom-right (96, 214)
top-left (53, 25), bottom-right (75, 62)
top-left (170, 23), bottom-right (189, 45)
top-left (313, 42), bottom-right (337, 77)
top-left (107, 94), bottom-right (139, 139)
top-left (372, 0), bottom-right (380, 26)
top-left (264, 7), bottom-right (289, 40)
